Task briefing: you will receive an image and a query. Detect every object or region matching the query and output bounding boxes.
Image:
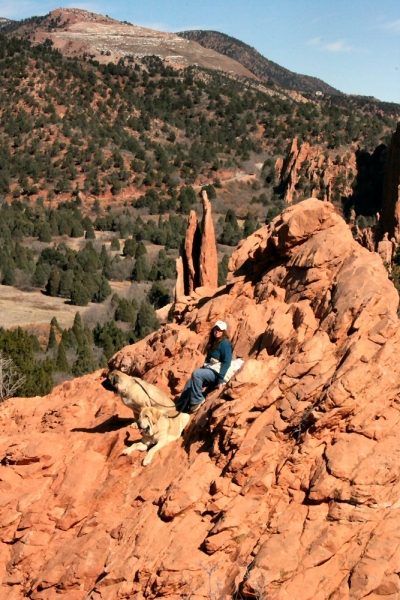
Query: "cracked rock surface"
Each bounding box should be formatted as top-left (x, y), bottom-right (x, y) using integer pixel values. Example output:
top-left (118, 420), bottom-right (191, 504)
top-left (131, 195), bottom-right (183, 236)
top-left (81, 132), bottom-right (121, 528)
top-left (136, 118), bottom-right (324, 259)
top-left (1, 199), bottom-right (400, 599)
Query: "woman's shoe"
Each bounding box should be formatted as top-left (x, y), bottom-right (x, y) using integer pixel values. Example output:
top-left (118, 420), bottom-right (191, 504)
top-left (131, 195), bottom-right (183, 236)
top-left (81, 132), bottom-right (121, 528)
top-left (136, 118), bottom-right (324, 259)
top-left (189, 400), bottom-right (205, 414)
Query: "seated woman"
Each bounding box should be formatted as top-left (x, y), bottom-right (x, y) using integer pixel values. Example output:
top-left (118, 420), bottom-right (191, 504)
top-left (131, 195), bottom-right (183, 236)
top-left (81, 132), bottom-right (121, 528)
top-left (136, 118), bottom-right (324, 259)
top-left (177, 320), bottom-right (233, 414)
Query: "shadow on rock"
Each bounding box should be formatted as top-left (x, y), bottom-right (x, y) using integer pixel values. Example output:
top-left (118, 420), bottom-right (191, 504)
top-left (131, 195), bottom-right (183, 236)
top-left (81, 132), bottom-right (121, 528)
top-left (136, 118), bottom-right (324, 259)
top-left (72, 415), bottom-right (135, 434)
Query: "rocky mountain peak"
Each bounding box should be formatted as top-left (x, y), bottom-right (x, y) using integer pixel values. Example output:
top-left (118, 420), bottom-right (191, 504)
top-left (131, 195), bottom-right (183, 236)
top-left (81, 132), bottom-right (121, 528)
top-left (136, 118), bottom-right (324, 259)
top-left (8, 8), bottom-right (257, 76)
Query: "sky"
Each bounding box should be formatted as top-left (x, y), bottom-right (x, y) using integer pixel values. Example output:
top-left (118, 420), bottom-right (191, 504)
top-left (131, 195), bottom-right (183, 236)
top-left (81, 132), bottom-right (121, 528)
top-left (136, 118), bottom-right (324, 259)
top-left (1, 0), bottom-right (400, 104)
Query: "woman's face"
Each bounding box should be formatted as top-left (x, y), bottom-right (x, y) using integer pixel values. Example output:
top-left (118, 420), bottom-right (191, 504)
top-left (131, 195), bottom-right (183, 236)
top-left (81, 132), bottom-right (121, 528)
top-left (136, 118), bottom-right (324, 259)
top-left (213, 327), bottom-right (223, 338)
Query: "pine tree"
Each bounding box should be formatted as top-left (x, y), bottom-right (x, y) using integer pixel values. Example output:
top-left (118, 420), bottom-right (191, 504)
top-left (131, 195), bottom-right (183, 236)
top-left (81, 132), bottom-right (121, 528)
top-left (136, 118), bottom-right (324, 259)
top-left (134, 302), bottom-right (160, 340)
top-left (55, 340), bottom-right (69, 372)
top-left (2, 264), bottom-right (16, 286)
top-left (46, 326), bottom-right (57, 352)
top-left (218, 254), bottom-right (230, 286)
top-left (72, 341), bottom-right (98, 376)
top-left (45, 268), bottom-right (61, 296)
top-left (131, 256), bottom-right (150, 282)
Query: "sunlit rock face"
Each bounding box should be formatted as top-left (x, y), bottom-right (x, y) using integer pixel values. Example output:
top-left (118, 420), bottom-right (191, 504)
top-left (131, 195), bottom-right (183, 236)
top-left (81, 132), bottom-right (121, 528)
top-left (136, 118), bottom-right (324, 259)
top-left (2, 198), bottom-right (400, 600)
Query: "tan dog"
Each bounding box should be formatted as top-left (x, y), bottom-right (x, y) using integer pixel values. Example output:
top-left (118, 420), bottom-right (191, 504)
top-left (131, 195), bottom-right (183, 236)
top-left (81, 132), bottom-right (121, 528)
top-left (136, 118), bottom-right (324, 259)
top-left (122, 406), bottom-right (190, 466)
top-left (108, 369), bottom-right (176, 427)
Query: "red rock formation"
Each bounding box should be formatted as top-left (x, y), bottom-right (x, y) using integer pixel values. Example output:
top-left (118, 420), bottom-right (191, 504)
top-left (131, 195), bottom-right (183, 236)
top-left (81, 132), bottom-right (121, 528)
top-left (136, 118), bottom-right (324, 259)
top-left (175, 191), bottom-right (218, 300)
top-left (2, 198), bottom-right (400, 599)
top-left (276, 138), bottom-right (357, 205)
top-left (184, 210), bottom-right (201, 295)
top-left (199, 190), bottom-right (218, 289)
top-left (378, 122), bottom-right (400, 241)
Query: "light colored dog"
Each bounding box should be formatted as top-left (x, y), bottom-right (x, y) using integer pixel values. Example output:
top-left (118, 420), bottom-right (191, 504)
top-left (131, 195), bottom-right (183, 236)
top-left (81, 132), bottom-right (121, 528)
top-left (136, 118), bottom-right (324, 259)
top-left (122, 406), bottom-right (190, 466)
top-left (108, 369), bottom-right (176, 427)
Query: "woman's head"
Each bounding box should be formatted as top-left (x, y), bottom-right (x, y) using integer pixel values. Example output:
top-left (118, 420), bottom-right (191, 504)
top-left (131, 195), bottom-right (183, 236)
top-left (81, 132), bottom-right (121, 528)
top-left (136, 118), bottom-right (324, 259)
top-left (212, 320), bottom-right (227, 339)
top-left (207, 320), bottom-right (229, 350)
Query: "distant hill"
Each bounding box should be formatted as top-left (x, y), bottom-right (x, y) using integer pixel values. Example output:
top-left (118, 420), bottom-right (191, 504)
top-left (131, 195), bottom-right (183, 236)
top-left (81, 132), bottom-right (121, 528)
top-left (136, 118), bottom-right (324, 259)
top-left (178, 30), bottom-right (342, 96)
top-left (0, 17), bottom-right (15, 32)
top-left (2, 8), bottom-right (256, 80)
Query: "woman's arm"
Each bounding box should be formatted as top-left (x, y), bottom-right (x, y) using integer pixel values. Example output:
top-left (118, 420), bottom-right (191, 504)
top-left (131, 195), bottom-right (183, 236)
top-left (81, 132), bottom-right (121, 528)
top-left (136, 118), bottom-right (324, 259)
top-left (216, 339), bottom-right (233, 383)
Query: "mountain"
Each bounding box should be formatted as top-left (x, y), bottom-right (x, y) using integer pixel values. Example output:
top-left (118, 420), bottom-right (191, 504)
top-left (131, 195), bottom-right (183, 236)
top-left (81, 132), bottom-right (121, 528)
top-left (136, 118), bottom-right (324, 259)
top-left (3, 8), bottom-right (256, 79)
top-left (0, 17), bottom-right (14, 32)
top-left (178, 29), bottom-right (342, 95)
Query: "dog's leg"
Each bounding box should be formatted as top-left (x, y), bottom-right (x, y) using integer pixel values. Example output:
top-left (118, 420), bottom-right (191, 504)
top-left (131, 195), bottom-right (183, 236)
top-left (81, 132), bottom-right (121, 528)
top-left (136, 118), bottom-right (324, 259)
top-left (122, 441), bottom-right (149, 456)
top-left (142, 440), bottom-right (168, 466)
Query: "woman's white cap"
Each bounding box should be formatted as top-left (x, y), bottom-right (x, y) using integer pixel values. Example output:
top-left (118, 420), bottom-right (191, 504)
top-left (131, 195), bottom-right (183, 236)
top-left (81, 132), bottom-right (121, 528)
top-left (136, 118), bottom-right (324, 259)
top-left (214, 320), bottom-right (227, 330)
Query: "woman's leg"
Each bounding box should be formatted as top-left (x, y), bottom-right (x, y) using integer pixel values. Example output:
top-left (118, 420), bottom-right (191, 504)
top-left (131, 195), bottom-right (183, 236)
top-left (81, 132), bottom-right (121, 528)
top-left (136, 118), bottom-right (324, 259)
top-left (190, 368), bottom-right (218, 406)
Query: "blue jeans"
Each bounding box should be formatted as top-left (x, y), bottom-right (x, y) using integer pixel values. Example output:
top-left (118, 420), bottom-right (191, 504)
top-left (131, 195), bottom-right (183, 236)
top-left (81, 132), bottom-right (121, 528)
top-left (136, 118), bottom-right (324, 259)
top-left (177, 368), bottom-right (219, 411)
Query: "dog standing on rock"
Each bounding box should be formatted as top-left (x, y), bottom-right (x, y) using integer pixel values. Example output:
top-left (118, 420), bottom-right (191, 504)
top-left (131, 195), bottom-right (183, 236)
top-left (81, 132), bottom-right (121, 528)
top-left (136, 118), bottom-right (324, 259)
top-left (108, 369), bottom-right (177, 427)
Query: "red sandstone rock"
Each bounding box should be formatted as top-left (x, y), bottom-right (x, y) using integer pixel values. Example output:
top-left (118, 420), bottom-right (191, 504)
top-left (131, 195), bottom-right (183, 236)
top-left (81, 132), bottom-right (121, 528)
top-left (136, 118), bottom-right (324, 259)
top-left (1, 199), bottom-right (400, 599)
top-left (277, 137), bottom-right (357, 205)
top-left (199, 190), bottom-right (218, 289)
top-left (175, 193), bottom-right (218, 301)
top-left (379, 122), bottom-right (400, 241)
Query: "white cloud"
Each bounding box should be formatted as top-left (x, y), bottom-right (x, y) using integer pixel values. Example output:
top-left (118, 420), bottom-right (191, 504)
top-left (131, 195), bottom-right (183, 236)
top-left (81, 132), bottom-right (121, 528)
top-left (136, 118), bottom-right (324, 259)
top-left (383, 19), bottom-right (400, 34)
top-left (324, 39), bottom-right (355, 53)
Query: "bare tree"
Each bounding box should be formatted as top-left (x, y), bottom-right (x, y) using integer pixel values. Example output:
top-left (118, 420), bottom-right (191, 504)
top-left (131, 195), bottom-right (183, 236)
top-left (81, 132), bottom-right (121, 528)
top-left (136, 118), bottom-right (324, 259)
top-left (0, 353), bottom-right (26, 401)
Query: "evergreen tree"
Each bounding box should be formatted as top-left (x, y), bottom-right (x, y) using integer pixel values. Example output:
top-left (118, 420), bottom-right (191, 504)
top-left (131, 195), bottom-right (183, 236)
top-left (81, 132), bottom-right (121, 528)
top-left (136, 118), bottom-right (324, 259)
top-left (46, 326), bottom-right (57, 352)
top-left (85, 221), bottom-right (96, 239)
top-left (55, 340), bottom-right (69, 372)
top-left (218, 254), bottom-right (230, 286)
top-left (72, 340), bottom-right (98, 376)
top-left (32, 263), bottom-right (50, 288)
top-left (45, 268), bottom-right (61, 296)
top-left (243, 211), bottom-right (259, 238)
top-left (134, 301), bottom-right (160, 339)
top-left (70, 281), bottom-right (91, 306)
top-left (123, 238), bottom-right (137, 257)
top-left (110, 237), bottom-right (120, 251)
top-left (58, 269), bottom-right (74, 298)
top-left (38, 222), bottom-right (52, 243)
top-left (93, 276), bottom-right (111, 303)
top-left (114, 298), bottom-right (138, 323)
top-left (135, 241), bottom-right (147, 258)
top-left (147, 282), bottom-right (172, 309)
top-left (2, 264), bottom-right (16, 286)
top-left (131, 255), bottom-right (150, 282)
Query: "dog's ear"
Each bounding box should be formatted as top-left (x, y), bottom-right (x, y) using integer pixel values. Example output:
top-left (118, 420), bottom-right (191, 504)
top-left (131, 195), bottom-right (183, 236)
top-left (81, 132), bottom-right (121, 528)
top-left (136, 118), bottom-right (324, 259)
top-left (109, 371), bottom-right (120, 386)
top-left (150, 408), bottom-right (163, 422)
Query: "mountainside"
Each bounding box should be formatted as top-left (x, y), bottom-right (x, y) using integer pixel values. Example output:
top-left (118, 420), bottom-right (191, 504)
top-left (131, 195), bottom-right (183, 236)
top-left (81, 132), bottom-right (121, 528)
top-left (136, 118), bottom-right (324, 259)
top-left (2, 199), bottom-right (400, 598)
top-left (4, 8), bottom-right (256, 79)
top-left (178, 29), bottom-right (342, 96)
top-left (0, 32), bottom-right (397, 215)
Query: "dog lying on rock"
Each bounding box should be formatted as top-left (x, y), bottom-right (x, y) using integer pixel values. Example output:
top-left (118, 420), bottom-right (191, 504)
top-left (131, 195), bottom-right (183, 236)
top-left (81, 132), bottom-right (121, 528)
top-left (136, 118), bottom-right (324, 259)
top-left (122, 406), bottom-right (190, 466)
top-left (108, 369), bottom-right (176, 427)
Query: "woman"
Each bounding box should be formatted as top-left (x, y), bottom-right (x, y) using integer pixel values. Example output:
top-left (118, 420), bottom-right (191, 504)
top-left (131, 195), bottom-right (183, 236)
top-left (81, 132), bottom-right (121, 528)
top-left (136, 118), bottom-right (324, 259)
top-left (177, 320), bottom-right (233, 414)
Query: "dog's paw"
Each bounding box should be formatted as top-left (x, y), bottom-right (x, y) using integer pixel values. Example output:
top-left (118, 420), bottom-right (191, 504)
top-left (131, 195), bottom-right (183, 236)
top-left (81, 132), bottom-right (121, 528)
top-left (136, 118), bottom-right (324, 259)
top-left (130, 422), bottom-right (139, 429)
top-left (122, 447), bottom-right (132, 456)
top-left (142, 455), bottom-right (152, 466)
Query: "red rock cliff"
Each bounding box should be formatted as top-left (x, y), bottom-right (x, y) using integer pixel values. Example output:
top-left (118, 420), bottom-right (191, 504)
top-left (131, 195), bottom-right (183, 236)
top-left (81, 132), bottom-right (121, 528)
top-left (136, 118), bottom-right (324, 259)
top-left (378, 121), bottom-right (400, 241)
top-left (1, 198), bottom-right (400, 599)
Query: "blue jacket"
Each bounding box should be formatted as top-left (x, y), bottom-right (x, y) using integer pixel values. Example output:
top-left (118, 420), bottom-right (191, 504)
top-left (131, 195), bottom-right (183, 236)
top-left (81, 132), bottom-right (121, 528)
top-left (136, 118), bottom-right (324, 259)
top-left (205, 338), bottom-right (233, 383)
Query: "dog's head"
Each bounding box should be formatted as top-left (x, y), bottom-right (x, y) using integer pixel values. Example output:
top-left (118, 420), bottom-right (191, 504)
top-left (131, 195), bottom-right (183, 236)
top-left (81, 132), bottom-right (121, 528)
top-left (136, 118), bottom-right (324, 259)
top-left (137, 407), bottom-right (163, 435)
top-left (108, 369), bottom-right (130, 392)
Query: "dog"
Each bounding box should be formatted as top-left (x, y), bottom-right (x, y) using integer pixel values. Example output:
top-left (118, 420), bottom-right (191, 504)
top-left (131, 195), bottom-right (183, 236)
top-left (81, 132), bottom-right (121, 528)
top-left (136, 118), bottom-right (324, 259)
top-left (108, 369), bottom-right (176, 427)
top-left (122, 406), bottom-right (190, 466)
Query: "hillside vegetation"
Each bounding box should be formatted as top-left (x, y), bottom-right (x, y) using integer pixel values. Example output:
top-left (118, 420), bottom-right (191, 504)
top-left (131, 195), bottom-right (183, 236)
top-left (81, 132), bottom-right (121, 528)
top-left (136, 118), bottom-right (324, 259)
top-left (0, 33), bottom-right (399, 397)
top-left (178, 30), bottom-right (342, 95)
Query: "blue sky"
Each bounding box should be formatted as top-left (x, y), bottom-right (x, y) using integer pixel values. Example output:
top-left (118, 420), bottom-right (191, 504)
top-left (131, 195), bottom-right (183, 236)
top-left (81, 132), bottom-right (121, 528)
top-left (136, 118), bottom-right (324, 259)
top-left (2, 0), bottom-right (400, 103)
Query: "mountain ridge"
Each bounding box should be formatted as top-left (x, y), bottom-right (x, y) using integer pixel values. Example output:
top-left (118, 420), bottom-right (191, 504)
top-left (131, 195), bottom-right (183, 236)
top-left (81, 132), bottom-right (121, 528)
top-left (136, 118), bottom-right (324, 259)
top-left (177, 29), bottom-right (343, 96)
top-left (1, 8), bottom-right (257, 79)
